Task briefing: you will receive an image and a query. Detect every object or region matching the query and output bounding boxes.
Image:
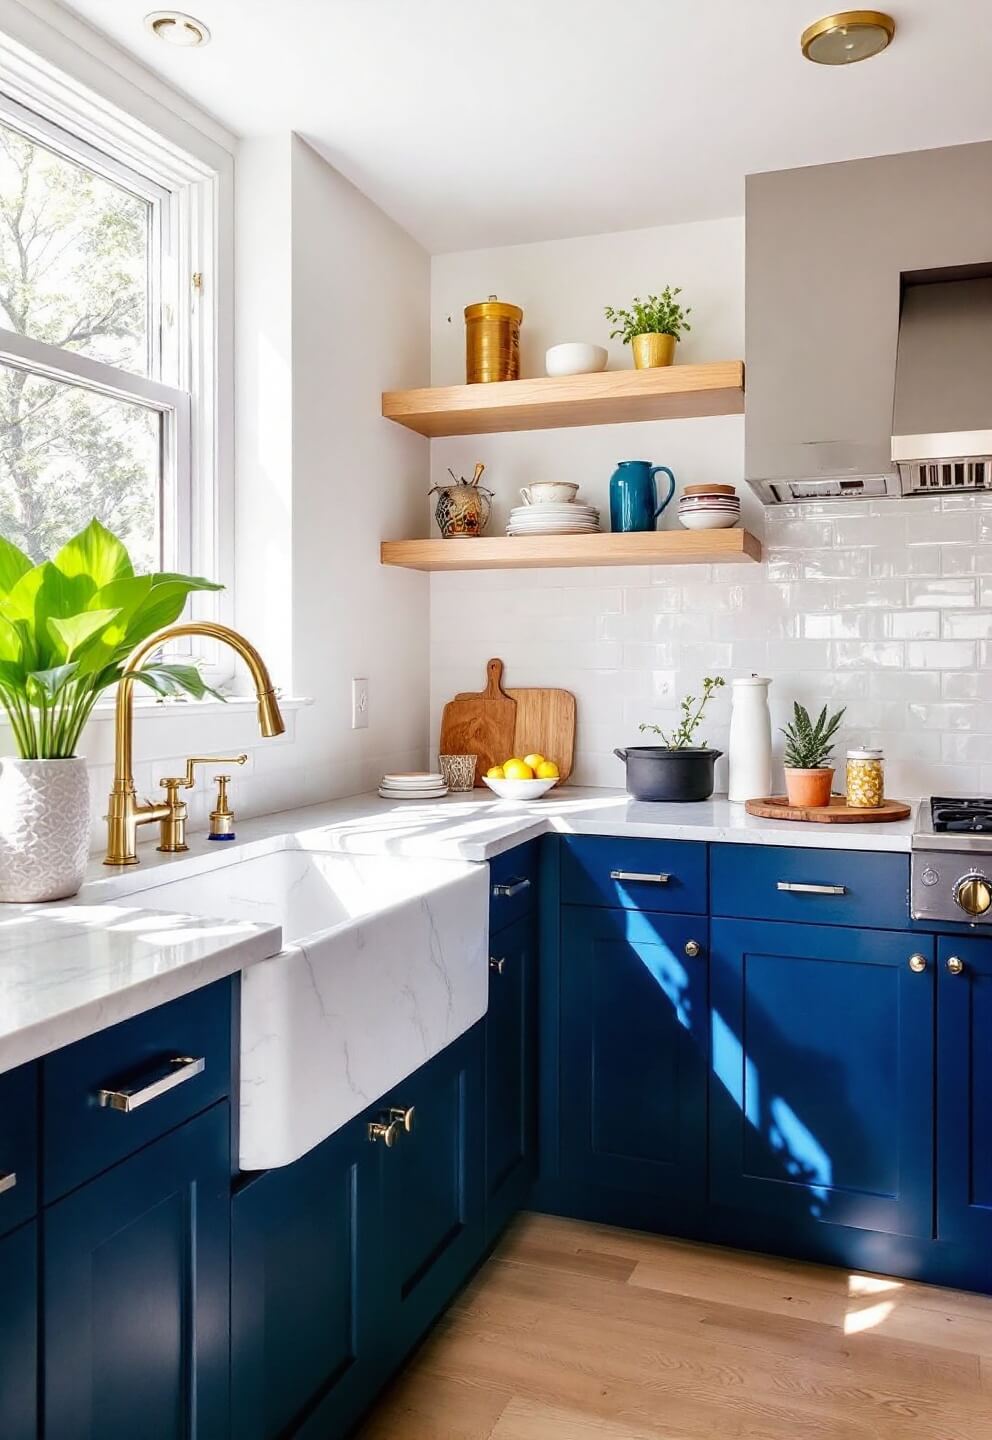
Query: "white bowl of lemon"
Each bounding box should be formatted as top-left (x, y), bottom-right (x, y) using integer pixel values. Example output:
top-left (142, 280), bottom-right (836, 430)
top-left (482, 753), bottom-right (560, 800)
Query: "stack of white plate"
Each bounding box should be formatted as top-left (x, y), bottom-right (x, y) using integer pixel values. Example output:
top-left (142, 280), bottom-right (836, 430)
top-left (678, 486), bottom-right (741, 531)
top-left (378, 771), bottom-right (448, 800)
top-left (507, 502), bottom-right (600, 537)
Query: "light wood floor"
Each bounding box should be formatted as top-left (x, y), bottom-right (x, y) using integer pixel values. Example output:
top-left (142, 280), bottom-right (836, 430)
top-left (355, 1211), bottom-right (992, 1440)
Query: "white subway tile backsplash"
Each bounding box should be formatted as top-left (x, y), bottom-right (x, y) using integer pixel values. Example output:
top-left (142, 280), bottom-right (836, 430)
top-left (907, 577), bottom-right (976, 608)
top-left (906, 640), bottom-right (977, 670)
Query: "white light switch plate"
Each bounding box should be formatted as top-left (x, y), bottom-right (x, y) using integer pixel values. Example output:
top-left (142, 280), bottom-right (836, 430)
top-left (352, 677), bottom-right (369, 729)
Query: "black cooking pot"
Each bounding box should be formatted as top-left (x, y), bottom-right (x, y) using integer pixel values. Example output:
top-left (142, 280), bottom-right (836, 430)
top-left (614, 746), bottom-right (723, 802)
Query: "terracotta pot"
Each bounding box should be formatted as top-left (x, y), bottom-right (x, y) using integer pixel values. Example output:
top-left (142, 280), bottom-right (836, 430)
top-left (631, 332), bottom-right (676, 369)
top-left (784, 766), bottom-right (834, 808)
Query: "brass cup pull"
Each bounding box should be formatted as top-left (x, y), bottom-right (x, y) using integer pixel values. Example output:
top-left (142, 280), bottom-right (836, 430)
top-left (684, 939), bottom-right (702, 959)
top-left (490, 956), bottom-right (506, 975)
top-left (368, 1118), bottom-right (400, 1147)
top-left (389, 1105), bottom-right (415, 1134)
top-left (909, 954), bottom-right (928, 974)
top-left (946, 955), bottom-right (965, 976)
top-left (0, 1171), bottom-right (16, 1196)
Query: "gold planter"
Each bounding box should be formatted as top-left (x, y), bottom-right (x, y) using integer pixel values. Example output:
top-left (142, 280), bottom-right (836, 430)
top-left (465, 297), bottom-right (523, 383)
top-left (631, 332), bottom-right (676, 369)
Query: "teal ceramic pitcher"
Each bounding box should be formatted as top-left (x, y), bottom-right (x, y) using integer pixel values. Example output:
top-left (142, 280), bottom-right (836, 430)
top-left (609, 461), bottom-right (676, 533)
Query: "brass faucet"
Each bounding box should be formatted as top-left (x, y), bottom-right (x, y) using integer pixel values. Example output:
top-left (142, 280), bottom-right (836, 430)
top-left (105, 622), bottom-right (285, 866)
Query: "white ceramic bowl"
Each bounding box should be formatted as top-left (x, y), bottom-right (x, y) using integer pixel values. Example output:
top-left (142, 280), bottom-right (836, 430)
top-left (545, 343), bottom-right (608, 377)
top-left (679, 510), bottom-right (740, 530)
top-left (482, 776), bottom-right (560, 801)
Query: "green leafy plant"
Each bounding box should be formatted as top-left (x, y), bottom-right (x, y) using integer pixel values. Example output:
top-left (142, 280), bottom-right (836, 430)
top-left (781, 702), bottom-right (846, 770)
top-left (0, 518), bottom-right (223, 759)
top-left (604, 287), bottom-right (692, 345)
top-left (639, 676), bottom-right (725, 749)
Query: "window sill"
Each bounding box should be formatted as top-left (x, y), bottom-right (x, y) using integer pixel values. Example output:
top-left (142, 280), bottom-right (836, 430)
top-left (88, 694), bottom-right (314, 720)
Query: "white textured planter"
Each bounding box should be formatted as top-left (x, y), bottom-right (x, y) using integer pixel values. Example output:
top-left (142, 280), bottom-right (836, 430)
top-left (0, 757), bottom-right (90, 903)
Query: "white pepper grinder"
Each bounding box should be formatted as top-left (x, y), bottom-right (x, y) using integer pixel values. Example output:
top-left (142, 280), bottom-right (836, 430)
top-left (728, 675), bottom-right (772, 804)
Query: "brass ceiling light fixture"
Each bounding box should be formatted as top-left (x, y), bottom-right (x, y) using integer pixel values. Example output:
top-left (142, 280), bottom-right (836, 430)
top-left (801, 10), bottom-right (896, 65)
top-left (144, 11), bottom-right (211, 47)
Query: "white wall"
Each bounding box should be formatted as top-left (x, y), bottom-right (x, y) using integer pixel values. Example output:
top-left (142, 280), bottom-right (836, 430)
top-left (428, 218), bottom-right (992, 800)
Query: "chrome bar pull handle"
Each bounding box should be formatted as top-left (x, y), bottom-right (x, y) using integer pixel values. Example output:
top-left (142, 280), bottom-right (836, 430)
top-left (0, 1171), bottom-right (16, 1196)
top-left (610, 871), bottom-right (671, 885)
top-left (492, 877), bottom-right (531, 898)
top-left (97, 1055), bottom-right (205, 1113)
top-left (776, 881), bottom-right (847, 896)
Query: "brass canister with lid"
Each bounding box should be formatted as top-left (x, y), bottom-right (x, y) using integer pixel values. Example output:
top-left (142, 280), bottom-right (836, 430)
top-left (465, 296), bottom-right (523, 383)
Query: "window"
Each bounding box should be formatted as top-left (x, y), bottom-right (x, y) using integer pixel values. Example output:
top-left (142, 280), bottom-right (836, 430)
top-left (0, 95), bottom-right (192, 573)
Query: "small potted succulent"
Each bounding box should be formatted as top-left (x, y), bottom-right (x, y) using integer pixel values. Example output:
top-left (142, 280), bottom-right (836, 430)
top-left (616, 676), bottom-right (725, 802)
top-left (604, 286), bottom-right (692, 369)
top-left (781, 702), bottom-right (846, 808)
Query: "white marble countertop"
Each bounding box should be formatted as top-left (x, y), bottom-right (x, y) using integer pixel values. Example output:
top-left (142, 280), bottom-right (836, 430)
top-left (78, 789), bottom-right (914, 901)
top-left (0, 900), bottom-right (281, 1075)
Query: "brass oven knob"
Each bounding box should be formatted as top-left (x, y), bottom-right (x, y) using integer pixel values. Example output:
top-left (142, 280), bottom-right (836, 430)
top-left (946, 955), bottom-right (965, 977)
top-left (953, 874), bottom-right (992, 918)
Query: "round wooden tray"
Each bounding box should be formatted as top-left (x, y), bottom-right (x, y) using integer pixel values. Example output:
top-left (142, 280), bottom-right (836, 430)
top-left (744, 796), bottom-right (912, 824)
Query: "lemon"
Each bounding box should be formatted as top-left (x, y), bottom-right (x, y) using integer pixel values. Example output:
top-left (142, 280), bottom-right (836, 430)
top-left (523, 752), bottom-right (546, 771)
top-left (486, 765), bottom-right (505, 780)
top-left (536, 760), bottom-right (559, 780)
top-left (503, 758), bottom-right (535, 781)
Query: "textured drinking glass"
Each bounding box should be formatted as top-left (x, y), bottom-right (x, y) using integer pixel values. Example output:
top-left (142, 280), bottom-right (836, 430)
top-left (439, 754), bottom-right (477, 792)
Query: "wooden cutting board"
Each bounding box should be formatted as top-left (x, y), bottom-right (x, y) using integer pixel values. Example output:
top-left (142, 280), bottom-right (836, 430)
top-left (745, 796), bottom-right (912, 824)
top-left (453, 663), bottom-right (576, 783)
top-left (505, 686), bottom-right (576, 782)
top-left (440, 659), bottom-right (517, 786)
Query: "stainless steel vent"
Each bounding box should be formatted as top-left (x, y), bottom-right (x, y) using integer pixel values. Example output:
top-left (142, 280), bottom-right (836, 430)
top-left (899, 455), bottom-right (992, 494)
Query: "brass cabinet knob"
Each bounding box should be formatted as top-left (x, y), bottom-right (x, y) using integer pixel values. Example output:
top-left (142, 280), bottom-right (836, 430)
top-left (684, 939), bottom-right (702, 959)
top-left (953, 874), bottom-right (992, 918)
top-left (946, 955), bottom-right (966, 977)
top-left (489, 956), bottom-right (506, 975)
top-left (908, 953), bottom-right (928, 974)
top-left (389, 1105), bottom-right (415, 1134)
top-left (368, 1117), bottom-right (400, 1147)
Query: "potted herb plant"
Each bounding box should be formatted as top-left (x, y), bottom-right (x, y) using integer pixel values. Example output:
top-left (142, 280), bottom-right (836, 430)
top-left (0, 519), bottom-right (222, 902)
top-left (615, 676), bottom-right (725, 802)
top-left (604, 286), bottom-right (692, 369)
top-left (781, 702), bottom-right (846, 808)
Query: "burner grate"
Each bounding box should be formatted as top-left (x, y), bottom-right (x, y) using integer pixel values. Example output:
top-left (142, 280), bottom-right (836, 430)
top-left (930, 796), bottom-right (992, 833)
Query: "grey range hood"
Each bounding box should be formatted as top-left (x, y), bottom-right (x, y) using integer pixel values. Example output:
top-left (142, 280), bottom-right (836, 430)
top-left (745, 142), bottom-right (992, 505)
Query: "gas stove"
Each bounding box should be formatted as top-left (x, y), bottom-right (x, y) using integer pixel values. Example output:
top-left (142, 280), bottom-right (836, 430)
top-left (912, 797), bottom-right (992, 923)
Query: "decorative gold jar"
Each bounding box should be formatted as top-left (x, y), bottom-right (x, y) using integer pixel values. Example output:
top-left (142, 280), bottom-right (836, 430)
top-left (846, 748), bottom-right (885, 808)
top-left (465, 297), bottom-right (523, 383)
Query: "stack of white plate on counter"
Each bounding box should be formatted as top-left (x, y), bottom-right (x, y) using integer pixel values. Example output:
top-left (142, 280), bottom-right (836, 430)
top-left (677, 484), bottom-right (741, 531)
top-left (378, 771), bottom-right (448, 800)
top-left (507, 501), bottom-right (600, 537)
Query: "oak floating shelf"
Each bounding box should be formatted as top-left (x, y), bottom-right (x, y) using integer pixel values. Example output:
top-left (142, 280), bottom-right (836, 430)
top-left (381, 529), bottom-right (762, 572)
top-left (381, 361), bottom-right (744, 438)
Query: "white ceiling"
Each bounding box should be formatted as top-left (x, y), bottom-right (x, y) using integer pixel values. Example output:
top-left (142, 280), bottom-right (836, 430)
top-left (55, 0), bottom-right (992, 253)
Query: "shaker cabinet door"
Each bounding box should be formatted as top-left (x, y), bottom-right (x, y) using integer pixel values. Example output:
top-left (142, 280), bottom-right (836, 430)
top-left (709, 919), bottom-right (933, 1239)
top-left (485, 912), bottom-right (538, 1241)
top-left (936, 935), bottom-right (992, 1249)
top-left (559, 905), bottom-right (709, 1212)
top-left (0, 1222), bottom-right (38, 1440)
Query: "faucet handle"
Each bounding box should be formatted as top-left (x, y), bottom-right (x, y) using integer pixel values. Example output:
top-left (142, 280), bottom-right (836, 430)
top-left (182, 753), bottom-right (248, 789)
top-left (209, 774), bottom-right (237, 840)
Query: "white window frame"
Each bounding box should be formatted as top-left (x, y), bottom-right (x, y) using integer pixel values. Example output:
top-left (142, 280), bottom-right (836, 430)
top-left (0, 35), bottom-right (235, 687)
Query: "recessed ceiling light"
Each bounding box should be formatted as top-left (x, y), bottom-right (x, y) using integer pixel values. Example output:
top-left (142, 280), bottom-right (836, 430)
top-left (801, 10), bottom-right (895, 65)
top-left (144, 11), bottom-right (211, 48)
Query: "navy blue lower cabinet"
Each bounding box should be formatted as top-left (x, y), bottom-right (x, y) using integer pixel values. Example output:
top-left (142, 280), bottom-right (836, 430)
top-left (709, 919), bottom-right (933, 1239)
top-left (937, 935), bottom-right (992, 1248)
top-left (374, 1023), bottom-right (485, 1363)
top-left (0, 1221), bottom-right (37, 1440)
top-left (43, 1102), bottom-right (231, 1440)
top-left (558, 905), bottom-right (708, 1213)
top-left (485, 912), bottom-right (538, 1242)
top-left (231, 1114), bottom-right (377, 1440)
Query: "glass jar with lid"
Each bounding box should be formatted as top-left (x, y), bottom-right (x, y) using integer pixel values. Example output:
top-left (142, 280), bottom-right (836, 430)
top-left (846, 748), bottom-right (884, 809)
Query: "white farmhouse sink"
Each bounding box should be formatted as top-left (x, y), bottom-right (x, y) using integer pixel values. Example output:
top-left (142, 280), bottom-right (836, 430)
top-left (130, 846), bottom-right (488, 1168)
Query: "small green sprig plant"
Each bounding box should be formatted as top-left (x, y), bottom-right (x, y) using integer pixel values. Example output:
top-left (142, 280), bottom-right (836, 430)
top-left (639, 675), bottom-right (725, 750)
top-left (604, 286), bottom-right (692, 345)
top-left (781, 702), bottom-right (846, 770)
